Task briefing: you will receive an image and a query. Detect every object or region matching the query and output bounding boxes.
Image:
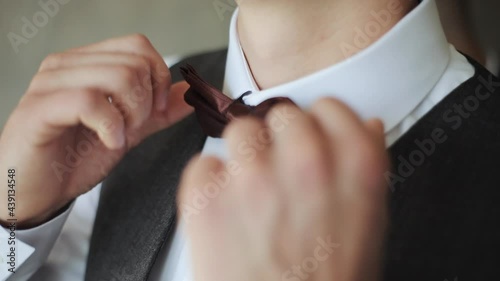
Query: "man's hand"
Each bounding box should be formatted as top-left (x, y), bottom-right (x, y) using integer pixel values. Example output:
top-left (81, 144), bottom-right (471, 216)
top-left (179, 99), bottom-right (389, 281)
top-left (0, 34), bottom-right (193, 227)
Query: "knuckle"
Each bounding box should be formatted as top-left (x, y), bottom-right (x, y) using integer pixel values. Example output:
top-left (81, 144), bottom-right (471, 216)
top-left (267, 103), bottom-right (297, 119)
top-left (126, 33), bottom-right (152, 49)
top-left (223, 117), bottom-right (263, 140)
top-left (39, 53), bottom-right (63, 70)
top-left (75, 89), bottom-right (101, 114)
top-left (311, 97), bottom-right (340, 114)
top-left (288, 142), bottom-right (330, 183)
top-left (15, 95), bottom-right (37, 116)
top-left (265, 103), bottom-right (301, 131)
top-left (128, 54), bottom-right (151, 73)
top-left (137, 57), bottom-right (152, 75)
top-left (28, 72), bottom-right (48, 90)
top-left (17, 94), bottom-right (30, 108)
top-left (153, 62), bottom-right (170, 79)
top-left (312, 98), bottom-right (360, 125)
top-left (151, 63), bottom-right (171, 88)
top-left (112, 65), bottom-right (137, 84)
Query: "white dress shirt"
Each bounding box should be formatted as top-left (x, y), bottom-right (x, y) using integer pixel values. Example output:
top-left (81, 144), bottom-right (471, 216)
top-left (0, 0), bottom-right (475, 280)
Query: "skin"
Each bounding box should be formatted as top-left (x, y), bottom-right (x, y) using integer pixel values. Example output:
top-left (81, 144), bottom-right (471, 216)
top-left (237, 0), bottom-right (419, 89)
top-left (436, 0), bottom-right (486, 64)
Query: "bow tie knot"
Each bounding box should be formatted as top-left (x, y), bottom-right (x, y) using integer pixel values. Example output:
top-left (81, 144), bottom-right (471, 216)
top-left (181, 65), bottom-right (295, 138)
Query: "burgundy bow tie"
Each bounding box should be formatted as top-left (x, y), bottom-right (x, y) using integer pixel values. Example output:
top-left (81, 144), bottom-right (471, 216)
top-left (180, 65), bottom-right (296, 138)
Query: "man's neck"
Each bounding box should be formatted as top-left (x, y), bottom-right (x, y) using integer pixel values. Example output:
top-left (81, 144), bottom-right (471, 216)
top-left (237, 0), bottom-right (419, 89)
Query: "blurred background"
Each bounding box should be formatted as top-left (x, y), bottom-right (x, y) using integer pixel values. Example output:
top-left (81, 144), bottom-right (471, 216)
top-left (0, 0), bottom-right (499, 129)
top-left (0, 0), bottom-right (234, 129)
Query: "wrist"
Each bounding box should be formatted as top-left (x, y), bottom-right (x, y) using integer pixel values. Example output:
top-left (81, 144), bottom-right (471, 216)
top-left (1, 198), bottom-right (71, 229)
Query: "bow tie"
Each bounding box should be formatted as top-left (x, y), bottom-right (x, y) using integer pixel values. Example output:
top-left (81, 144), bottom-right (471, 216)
top-left (180, 65), bottom-right (296, 138)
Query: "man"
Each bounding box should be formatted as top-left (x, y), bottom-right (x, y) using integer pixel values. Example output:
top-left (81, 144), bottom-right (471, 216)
top-left (1, 0), bottom-right (500, 281)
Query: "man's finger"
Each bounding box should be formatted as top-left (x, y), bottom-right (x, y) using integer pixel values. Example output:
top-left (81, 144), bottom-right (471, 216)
top-left (266, 104), bottom-right (336, 264)
top-left (21, 89), bottom-right (126, 150)
top-left (178, 155), bottom-right (226, 223)
top-left (223, 117), bottom-right (272, 201)
top-left (311, 98), bottom-right (388, 280)
top-left (268, 104), bottom-right (332, 195)
top-left (134, 81), bottom-right (194, 143)
top-left (28, 65), bottom-right (153, 129)
top-left (38, 52), bottom-right (151, 73)
top-left (69, 34), bottom-right (171, 112)
top-left (178, 155), bottom-right (246, 281)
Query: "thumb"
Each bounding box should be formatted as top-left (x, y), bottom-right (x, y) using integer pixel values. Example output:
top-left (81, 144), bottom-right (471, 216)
top-left (139, 81), bottom-right (194, 138)
top-left (163, 81), bottom-right (194, 125)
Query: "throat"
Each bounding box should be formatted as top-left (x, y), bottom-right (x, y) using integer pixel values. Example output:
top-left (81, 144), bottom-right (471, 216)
top-left (237, 0), bottom-right (419, 89)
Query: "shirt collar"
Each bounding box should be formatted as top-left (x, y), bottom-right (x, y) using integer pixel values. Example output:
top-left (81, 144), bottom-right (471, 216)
top-left (223, 0), bottom-right (451, 133)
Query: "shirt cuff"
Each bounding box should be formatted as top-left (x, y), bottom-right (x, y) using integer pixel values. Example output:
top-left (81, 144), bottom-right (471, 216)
top-left (0, 203), bottom-right (74, 281)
